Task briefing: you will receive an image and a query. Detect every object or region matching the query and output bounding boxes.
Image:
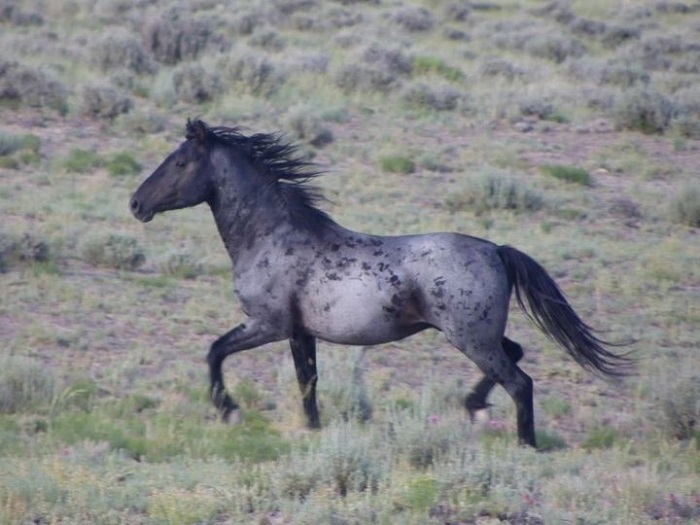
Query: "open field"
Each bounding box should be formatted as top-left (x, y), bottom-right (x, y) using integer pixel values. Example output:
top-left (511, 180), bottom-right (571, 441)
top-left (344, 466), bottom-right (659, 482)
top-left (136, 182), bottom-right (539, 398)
top-left (1, 0), bottom-right (699, 523)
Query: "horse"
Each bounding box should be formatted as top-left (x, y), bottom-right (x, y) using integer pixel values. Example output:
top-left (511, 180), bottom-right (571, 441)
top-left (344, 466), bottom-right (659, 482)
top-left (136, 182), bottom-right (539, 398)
top-left (129, 119), bottom-right (633, 448)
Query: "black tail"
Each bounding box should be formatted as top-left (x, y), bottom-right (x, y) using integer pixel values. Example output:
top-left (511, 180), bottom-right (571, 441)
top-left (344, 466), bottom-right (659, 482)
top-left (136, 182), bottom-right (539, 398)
top-left (497, 245), bottom-right (634, 378)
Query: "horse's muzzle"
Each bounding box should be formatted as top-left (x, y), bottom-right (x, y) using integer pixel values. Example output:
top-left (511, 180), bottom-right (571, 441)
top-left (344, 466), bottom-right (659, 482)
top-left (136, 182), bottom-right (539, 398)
top-left (129, 196), bottom-right (154, 223)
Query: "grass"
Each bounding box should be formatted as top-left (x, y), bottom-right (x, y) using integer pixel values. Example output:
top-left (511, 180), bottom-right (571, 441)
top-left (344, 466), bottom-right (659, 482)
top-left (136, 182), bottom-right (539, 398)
top-left (0, 0), bottom-right (699, 522)
top-left (540, 164), bottom-right (592, 186)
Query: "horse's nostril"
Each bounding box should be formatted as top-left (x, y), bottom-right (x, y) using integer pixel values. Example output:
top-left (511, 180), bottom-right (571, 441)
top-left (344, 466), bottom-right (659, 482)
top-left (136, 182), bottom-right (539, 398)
top-left (130, 198), bottom-right (140, 212)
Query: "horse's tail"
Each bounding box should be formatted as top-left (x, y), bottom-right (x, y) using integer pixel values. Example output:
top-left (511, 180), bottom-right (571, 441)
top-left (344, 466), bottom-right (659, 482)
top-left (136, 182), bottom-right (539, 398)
top-left (497, 245), bottom-right (634, 378)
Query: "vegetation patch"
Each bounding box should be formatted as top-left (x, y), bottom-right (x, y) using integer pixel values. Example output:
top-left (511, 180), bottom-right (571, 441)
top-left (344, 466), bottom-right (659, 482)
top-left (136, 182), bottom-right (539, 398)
top-left (540, 164), bottom-right (592, 186)
top-left (58, 149), bottom-right (104, 173)
top-left (105, 152), bottom-right (141, 177)
top-left (668, 184), bottom-right (700, 228)
top-left (79, 233), bottom-right (145, 270)
top-left (445, 169), bottom-right (543, 214)
top-left (379, 154), bottom-right (416, 174)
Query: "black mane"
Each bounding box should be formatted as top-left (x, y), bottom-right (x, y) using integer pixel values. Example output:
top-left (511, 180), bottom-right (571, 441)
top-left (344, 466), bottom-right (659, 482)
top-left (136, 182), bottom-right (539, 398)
top-left (187, 119), bottom-right (336, 235)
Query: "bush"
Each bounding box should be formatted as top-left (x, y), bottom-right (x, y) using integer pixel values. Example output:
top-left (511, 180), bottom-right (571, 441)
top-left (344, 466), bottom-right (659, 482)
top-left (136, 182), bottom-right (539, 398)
top-left (0, 132), bottom-right (41, 167)
top-left (413, 56), bottom-right (463, 81)
top-left (90, 29), bottom-right (154, 74)
top-left (59, 149), bottom-right (103, 173)
top-left (394, 6), bottom-right (435, 32)
top-left (172, 63), bottom-right (220, 103)
top-left (668, 184), bottom-right (700, 228)
top-left (379, 154), bottom-right (416, 174)
top-left (659, 375), bottom-right (700, 440)
top-left (142, 10), bottom-right (221, 65)
top-left (525, 33), bottom-right (586, 63)
top-left (445, 169), bottom-right (543, 214)
top-left (0, 232), bottom-right (51, 272)
top-left (0, 61), bottom-right (67, 112)
top-left (79, 233), bottom-right (146, 270)
top-left (284, 105), bottom-right (334, 148)
top-left (156, 249), bottom-right (204, 279)
top-left (479, 57), bottom-right (524, 80)
top-left (613, 89), bottom-right (676, 134)
top-left (540, 164), bottom-right (591, 186)
top-left (319, 349), bottom-right (373, 423)
top-left (106, 152), bottom-right (141, 177)
top-left (401, 82), bottom-right (466, 112)
top-left (79, 83), bottom-right (133, 119)
top-left (217, 50), bottom-right (284, 97)
top-left (0, 357), bottom-right (57, 414)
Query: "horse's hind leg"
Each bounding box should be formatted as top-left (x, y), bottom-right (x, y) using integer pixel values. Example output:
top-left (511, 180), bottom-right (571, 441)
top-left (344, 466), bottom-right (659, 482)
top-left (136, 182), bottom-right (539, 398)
top-left (458, 338), bottom-right (535, 447)
top-left (289, 328), bottom-right (320, 429)
top-left (465, 337), bottom-right (523, 421)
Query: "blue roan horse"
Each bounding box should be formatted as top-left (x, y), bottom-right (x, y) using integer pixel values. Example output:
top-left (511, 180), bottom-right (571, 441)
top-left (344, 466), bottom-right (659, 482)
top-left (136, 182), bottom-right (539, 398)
top-left (130, 119), bottom-right (632, 447)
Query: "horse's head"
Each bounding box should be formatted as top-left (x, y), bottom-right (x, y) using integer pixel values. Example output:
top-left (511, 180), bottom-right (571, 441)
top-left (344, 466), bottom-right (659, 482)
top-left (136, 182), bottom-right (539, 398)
top-left (130, 119), bottom-right (213, 222)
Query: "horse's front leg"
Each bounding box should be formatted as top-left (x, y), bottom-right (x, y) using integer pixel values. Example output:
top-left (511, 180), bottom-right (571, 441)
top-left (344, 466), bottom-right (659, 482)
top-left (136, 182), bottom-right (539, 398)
top-left (289, 328), bottom-right (320, 429)
top-left (207, 319), bottom-right (285, 421)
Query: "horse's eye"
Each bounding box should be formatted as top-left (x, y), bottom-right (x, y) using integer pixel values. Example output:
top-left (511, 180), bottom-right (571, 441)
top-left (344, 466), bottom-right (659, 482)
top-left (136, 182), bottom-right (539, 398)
top-left (176, 159), bottom-right (186, 168)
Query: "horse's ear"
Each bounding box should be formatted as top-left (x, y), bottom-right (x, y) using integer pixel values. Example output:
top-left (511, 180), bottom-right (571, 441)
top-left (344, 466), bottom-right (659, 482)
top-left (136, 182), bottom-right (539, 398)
top-left (186, 119), bottom-right (208, 143)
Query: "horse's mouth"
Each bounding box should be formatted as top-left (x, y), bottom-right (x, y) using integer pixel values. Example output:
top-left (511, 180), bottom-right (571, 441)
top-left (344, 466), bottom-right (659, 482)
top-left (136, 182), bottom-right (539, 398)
top-left (135, 210), bottom-right (155, 223)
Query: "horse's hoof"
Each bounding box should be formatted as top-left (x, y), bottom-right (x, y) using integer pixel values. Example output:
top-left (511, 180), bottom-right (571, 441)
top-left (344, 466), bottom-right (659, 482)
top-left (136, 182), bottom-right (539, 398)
top-left (468, 407), bottom-right (491, 425)
top-left (222, 407), bottom-right (242, 425)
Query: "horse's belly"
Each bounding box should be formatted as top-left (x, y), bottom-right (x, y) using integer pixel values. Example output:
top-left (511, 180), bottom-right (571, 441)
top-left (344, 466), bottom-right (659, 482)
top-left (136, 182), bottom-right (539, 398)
top-left (299, 279), bottom-right (423, 345)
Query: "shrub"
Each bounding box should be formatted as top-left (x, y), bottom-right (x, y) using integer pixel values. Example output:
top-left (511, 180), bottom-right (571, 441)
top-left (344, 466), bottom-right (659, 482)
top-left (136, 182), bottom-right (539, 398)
top-left (379, 154), bottom-right (416, 174)
top-left (248, 29), bottom-right (285, 52)
top-left (413, 56), bottom-right (463, 81)
top-left (394, 6), bottom-right (435, 32)
top-left (0, 61), bottom-right (67, 112)
top-left (0, 357), bottom-right (57, 414)
top-left (479, 57), bottom-right (524, 80)
top-left (284, 105), bottom-right (334, 148)
top-left (156, 249), bottom-right (204, 279)
top-left (668, 184), bottom-right (700, 228)
top-left (540, 164), bottom-right (591, 186)
top-left (658, 375), bottom-right (700, 440)
top-left (0, 5), bottom-right (43, 25)
top-left (582, 426), bottom-right (619, 450)
top-left (319, 349), bottom-right (373, 423)
top-left (335, 64), bottom-right (397, 94)
top-left (363, 44), bottom-right (413, 76)
top-left (79, 233), bottom-right (145, 270)
top-left (142, 10), bottom-right (221, 65)
top-left (105, 152), bottom-right (141, 177)
top-left (172, 63), bottom-right (220, 103)
top-left (0, 232), bottom-right (51, 272)
top-left (0, 132), bottom-right (41, 167)
top-left (79, 83), bottom-right (133, 119)
top-left (90, 29), bottom-right (154, 74)
top-left (401, 82), bottom-right (466, 112)
top-left (445, 169), bottom-right (543, 214)
top-left (613, 89), bottom-right (676, 134)
top-left (59, 149), bottom-right (103, 173)
top-left (525, 33), bottom-right (586, 63)
top-left (217, 50), bottom-right (284, 97)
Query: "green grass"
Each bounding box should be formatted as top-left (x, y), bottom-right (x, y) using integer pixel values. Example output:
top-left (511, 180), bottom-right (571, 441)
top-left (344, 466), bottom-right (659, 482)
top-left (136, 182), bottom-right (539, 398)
top-left (540, 164), bottom-right (592, 186)
top-left (58, 148), bottom-right (103, 173)
top-left (379, 154), bottom-right (416, 174)
top-left (105, 152), bottom-right (141, 177)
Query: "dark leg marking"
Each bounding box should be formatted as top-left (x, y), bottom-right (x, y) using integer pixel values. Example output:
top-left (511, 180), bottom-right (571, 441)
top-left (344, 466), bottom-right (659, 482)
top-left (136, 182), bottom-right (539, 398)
top-left (207, 320), bottom-right (283, 421)
top-left (465, 337), bottom-right (523, 421)
top-left (289, 328), bottom-right (320, 429)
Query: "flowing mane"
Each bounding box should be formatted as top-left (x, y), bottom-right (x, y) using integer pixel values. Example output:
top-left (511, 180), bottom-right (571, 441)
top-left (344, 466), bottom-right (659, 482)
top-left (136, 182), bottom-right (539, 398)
top-left (186, 119), bottom-right (336, 235)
